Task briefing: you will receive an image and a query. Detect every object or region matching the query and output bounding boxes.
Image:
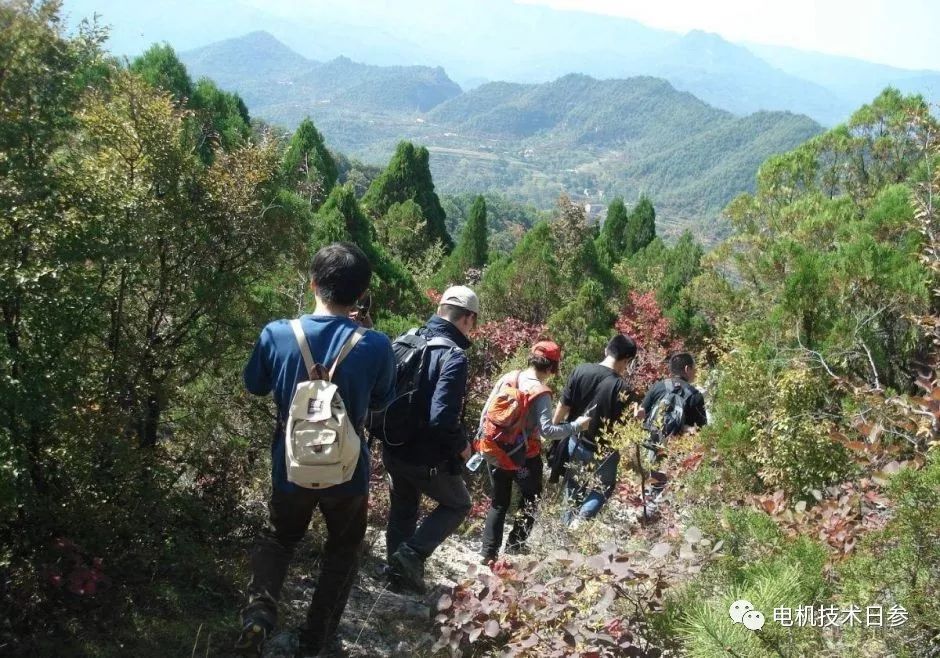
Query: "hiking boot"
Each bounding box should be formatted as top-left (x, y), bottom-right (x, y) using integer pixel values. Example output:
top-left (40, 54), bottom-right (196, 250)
top-left (388, 544), bottom-right (426, 594)
top-left (504, 542), bottom-right (529, 556)
top-left (234, 618), bottom-right (273, 655)
top-left (479, 552), bottom-right (497, 566)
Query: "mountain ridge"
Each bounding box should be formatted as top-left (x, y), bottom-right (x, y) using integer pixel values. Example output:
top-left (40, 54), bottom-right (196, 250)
top-left (176, 32), bottom-right (822, 242)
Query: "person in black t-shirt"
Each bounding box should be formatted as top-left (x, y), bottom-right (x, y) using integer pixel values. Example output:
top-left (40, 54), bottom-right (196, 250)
top-left (550, 334), bottom-right (638, 525)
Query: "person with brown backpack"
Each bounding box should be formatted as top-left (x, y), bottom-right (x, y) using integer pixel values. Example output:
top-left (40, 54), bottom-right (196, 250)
top-left (475, 341), bottom-right (591, 564)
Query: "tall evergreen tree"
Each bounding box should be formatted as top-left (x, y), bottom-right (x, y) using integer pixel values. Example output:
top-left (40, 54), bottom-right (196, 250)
top-left (597, 196), bottom-right (629, 263)
top-left (191, 78), bottom-right (251, 153)
top-left (130, 44), bottom-right (193, 100)
top-left (282, 118), bottom-right (338, 208)
top-left (452, 195), bottom-right (489, 271)
top-left (479, 221), bottom-right (561, 325)
top-left (362, 141), bottom-right (452, 251)
top-left (625, 195), bottom-right (657, 256)
top-left (314, 185), bottom-right (420, 314)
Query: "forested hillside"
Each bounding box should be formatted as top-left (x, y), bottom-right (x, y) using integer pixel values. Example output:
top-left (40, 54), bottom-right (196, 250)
top-left (181, 33), bottom-right (822, 242)
top-left (2, 3), bottom-right (938, 658)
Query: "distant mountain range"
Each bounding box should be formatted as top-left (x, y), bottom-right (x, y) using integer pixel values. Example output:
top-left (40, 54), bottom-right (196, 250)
top-left (67, 0), bottom-right (940, 127)
top-left (180, 32), bottom-right (822, 241)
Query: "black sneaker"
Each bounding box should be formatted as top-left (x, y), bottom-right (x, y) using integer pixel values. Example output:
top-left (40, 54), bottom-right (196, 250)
top-left (479, 552), bottom-right (497, 566)
top-left (234, 618), bottom-right (272, 655)
top-left (388, 544), bottom-right (426, 594)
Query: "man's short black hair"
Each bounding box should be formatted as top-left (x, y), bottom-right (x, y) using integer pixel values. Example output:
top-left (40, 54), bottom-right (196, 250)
top-left (669, 352), bottom-right (696, 377)
top-left (528, 354), bottom-right (559, 374)
top-left (605, 334), bottom-right (637, 361)
top-left (309, 242), bottom-right (372, 307)
top-left (439, 303), bottom-right (476, 324)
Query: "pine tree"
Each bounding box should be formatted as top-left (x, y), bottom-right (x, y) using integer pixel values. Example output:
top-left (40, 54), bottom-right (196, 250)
top-left (282, 118), bottom-right (338, 208)
top-left (547, 280), bottom-right (615, 366)
top-left (314, 185), bottom-right (420, 314)
top-left (362, 141), bottom-right (452, 251)
top-left (625, 195), bottom-right (656, 256)
top-left (479, 221), bottom-right (561, 325)
top-left (441, 195), bottom-right (488, 284)
top-left (130, 44), bottom-right (193, 101)
top-left (597, 196), bottom-right (629, 263)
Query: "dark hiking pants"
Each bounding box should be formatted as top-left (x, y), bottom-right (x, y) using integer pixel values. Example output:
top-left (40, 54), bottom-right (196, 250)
top-left (383, 449), bottom-right (472, 561)
top-left (481, 455), bottom-right (543, 558)
top-left (242, 487), bottom-right (367, 646)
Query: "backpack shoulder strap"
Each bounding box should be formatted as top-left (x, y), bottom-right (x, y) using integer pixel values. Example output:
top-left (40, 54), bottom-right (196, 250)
top-left (328, 327), bottom-right (367, 381)
top-left (427, 336), bottom-right (459, 350)
top-left (291, 319), bottom-right (317, 378)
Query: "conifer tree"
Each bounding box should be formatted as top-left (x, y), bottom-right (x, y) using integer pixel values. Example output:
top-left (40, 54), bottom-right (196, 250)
top-left (130, 44), bottom-right (193, 100)
top-left (479, 221), bottom-right (561, 324)
top-left (625, 195), bottom-right (656, 256)
top-left (597, 196), bottom-right (629, 263)
top-left (282, 118), bottom-right (338, 208)
top-left (362, 141), bottom-right (452, 251)
top-left (314, 184), bottom-right (420, 314)
top-left (441, 195), bottom-right (488, 283)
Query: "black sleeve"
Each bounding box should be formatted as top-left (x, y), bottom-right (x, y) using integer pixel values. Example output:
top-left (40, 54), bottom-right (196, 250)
top-left (686, 389), bottom-right (708, 427)
top-left (641, 381), bottom-right (662, 416)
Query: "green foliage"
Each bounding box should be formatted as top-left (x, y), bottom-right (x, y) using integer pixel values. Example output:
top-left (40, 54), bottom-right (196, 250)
top-left (479, 221), bottom-right (562, 325)
top-left (547, 281), bottom-right (615, 367)
top-left (281, 117), bottom-right (338, 208)
top-left (0, 5), bottom-right (306, 645)
top-left (596, 196), bottom-right (629, 265)
top-left (702, 347), bottom-right (852, 495)
top-left (362, 141), bottom-right (452, 251)
top-left (442, 192), bottom-right (546, 255)
top-left (313, 185), bottom-right (421, 315)
top-left (190, 77), bottom-right (251, 154)
top-left (450, 195), bottom-right (489, 272)
top-left (130, 43), bottom-right (193, 100)
top-left (668, 508), bottom-right (829, 658)
top-left (707, 91), bottom-right (935, 391)
top-left (839, 455), bottom-right (940, 657)
top-left (625, 195), bottom-right (656, 256)
top-left (374, 199), bottom-right (446, 283)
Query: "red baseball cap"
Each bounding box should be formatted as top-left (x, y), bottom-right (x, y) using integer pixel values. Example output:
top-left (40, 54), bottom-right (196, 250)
top-left (530, 340), bottom-right (562, 362)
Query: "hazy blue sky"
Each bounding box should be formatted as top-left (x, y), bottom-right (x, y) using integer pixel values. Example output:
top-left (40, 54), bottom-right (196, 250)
top-left (63, 0), bottom-right (940, 72)
top-left (518, 0), bottom-right (940, 70)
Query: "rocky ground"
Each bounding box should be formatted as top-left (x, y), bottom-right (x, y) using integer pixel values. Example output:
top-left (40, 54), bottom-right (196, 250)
top-left (254, 465), bottom-right (679, 658)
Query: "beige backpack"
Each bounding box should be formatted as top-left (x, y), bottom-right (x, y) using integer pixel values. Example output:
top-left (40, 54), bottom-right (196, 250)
top-left (285, 320), bottom-right (366, 489)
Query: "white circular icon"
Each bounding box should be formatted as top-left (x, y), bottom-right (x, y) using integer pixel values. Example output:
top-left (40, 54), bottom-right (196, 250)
top-left (743, 609), bottom-right (766, 631)
top-left (729, 599), bottom-right (754, 624)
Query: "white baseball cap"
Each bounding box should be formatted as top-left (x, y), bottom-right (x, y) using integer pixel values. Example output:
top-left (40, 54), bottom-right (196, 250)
top-left (439, 285), bottom-right (480, 315)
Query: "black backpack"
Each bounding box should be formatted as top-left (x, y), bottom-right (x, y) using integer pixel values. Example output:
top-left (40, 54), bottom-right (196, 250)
top-left (368, 329), bottom-right (461, 447)
top-left (644, 379), bottom-right (692, 452)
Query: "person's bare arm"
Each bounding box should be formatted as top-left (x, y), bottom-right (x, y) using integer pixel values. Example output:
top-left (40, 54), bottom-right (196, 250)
top-left (553, 402), bottom-right (570, 424)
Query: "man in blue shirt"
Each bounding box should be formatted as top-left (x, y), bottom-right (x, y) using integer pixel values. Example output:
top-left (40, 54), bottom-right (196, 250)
top-left (382, 286), bottom-right (478, 594)
top-left (237, 243), bottom-right (395, 655)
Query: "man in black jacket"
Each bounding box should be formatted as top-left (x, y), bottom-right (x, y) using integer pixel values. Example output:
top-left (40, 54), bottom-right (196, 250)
top-left (636, 352), bottom-right (708, 515)
top-left (382, 286), bottom-right (478, 593)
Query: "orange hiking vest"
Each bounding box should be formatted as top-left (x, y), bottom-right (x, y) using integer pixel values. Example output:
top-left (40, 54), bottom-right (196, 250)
top-left (475, 370), bottom-right (551, 470)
